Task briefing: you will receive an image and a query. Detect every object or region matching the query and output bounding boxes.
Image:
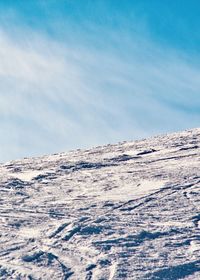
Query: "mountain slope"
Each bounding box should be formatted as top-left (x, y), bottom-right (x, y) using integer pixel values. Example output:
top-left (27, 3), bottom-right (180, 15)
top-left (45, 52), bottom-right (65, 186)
top-left (0, 128), bottom-right (200, 279)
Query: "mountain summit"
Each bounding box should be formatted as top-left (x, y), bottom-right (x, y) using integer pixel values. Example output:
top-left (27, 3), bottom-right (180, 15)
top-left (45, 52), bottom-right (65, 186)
top-left (0, 128), bottom-right (200, 279)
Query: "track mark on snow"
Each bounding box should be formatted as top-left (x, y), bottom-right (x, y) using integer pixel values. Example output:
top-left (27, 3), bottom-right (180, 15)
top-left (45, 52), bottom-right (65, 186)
top-left (49, 223), bottom-right (70, 238)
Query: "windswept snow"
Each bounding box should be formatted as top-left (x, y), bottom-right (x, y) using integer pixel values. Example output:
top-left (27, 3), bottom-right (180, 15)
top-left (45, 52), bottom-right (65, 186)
top-left (9, 170), bottom-right (44, 182)
top-left (96, 179), bottom-right (166, 201)
top-left (0, 128), bottom-right (200, 279)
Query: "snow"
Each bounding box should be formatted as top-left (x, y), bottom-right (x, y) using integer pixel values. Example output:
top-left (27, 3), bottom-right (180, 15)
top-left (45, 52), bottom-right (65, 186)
top-left (0, 128), bottom-right (200, 279)
top-left (96, 179), bottom-right (166, 201)
top-left (9, 170), bottom-right (44, 181)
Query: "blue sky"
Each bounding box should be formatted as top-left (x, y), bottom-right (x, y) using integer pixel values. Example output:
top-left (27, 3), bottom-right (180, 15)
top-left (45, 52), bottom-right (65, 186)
top-left (0, 0), bottom-right (200, 162)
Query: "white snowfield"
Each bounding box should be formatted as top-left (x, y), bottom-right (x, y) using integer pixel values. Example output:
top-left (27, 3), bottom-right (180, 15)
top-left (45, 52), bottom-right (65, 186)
top-left (0, 128), bottom-right (200, 280)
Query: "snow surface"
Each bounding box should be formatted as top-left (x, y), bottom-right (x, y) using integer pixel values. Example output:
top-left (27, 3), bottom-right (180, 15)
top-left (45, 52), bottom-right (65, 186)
top-left (0, 128), bottom-right (200, 279)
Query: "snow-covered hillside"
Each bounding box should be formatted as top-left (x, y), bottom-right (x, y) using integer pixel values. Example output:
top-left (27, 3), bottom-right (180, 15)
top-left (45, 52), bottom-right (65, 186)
top-left (0, 128), bottom-right (200, 279)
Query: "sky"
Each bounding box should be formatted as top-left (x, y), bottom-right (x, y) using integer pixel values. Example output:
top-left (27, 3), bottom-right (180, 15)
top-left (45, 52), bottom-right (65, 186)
top-left (0, 0), bottom-right (200, 162)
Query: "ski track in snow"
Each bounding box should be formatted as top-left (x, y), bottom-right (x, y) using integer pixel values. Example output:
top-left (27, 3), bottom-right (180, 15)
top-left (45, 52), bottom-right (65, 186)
top-left (0, 128), bottom-right (200, 279)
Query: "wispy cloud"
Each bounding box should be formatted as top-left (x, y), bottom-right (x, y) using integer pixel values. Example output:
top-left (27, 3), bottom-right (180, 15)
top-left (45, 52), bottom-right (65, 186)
top-left (0, 20), bottom-right (199, 162)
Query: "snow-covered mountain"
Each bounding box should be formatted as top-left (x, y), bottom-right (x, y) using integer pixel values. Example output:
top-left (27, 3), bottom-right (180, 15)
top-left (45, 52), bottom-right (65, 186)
top-left (0, 128), bottom-right (200, 280)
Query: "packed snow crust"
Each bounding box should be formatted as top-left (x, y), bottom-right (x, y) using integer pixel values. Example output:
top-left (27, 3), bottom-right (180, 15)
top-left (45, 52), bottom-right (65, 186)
top-left (0, 128), bottom-right (200, 279)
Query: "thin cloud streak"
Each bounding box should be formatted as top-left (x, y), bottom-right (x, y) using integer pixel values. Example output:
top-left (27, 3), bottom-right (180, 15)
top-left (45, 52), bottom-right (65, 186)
top-left (0, 26), bottom-right (199, 162)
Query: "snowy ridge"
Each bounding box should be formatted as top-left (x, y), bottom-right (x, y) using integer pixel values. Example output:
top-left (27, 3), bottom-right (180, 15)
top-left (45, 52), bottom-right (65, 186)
top-left (0, 128), bottom-right (200, 279)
